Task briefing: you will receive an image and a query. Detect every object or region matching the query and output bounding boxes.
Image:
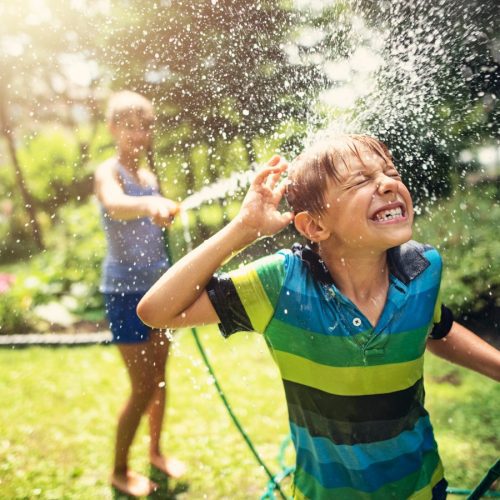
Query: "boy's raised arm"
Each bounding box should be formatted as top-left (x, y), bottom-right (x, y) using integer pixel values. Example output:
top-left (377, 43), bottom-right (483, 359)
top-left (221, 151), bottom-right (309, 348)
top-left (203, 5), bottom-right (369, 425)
top-left (426, 321), bottom-right (500, 381)
top-left (137, 156), bottom-right (294, 329)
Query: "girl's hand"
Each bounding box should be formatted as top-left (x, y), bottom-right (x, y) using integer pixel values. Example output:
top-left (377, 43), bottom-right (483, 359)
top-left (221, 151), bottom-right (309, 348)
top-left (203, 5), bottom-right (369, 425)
top-left (146, 197), bottom-right (179, 227)
top-left (235, 155), bottom-right (294, 239)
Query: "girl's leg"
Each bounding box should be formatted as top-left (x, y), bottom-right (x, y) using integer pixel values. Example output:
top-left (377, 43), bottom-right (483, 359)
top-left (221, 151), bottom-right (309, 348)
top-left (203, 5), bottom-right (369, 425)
top-left (111, 340), bottom-right (159, 496)
top-left (148, 330), bottom-right (187, 478)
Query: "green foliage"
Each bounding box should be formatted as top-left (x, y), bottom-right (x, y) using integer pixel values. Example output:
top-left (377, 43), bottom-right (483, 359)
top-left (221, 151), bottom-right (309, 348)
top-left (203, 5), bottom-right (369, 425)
top-left (0, 201), bottom-right (105, 333)
top-left (0, 284), bottom-right (33, 334)
top-left (414, 183), bottom-right (499, 315)
top-left (17, 129), bottom-right (80, 202)
top-left (47, 201), bottom-right (105, 314)
top-left (0, 124), bottom-right (112, 260)
top-left (104, 0), bottom-right (327, 148)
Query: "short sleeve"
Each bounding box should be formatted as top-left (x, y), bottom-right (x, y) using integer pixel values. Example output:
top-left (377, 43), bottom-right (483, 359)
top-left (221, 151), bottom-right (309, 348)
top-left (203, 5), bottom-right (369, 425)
top-left (428, 291), bottom-right (454, 339)
top-left (206, 253), bottom-right (286, 337)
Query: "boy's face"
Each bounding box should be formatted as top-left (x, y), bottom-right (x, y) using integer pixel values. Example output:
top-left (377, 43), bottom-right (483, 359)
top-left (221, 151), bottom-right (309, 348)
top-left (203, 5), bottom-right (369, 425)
top-left (110, 110), bottom-right (154, 156)
top-left (318, 148), bottom-right (414, 251)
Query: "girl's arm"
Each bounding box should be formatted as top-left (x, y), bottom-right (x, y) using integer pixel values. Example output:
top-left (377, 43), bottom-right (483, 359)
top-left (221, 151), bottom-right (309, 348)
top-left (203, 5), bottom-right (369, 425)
top-left (137, 156), bottom-right (293, 329)
top-left (94, 162), bottom-right (177, 225)
top-left (426, 321), bottom-right (500, 381)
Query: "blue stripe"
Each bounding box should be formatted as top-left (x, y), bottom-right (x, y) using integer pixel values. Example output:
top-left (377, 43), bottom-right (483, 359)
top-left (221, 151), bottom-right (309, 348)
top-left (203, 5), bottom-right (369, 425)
top-left (273, 286), bottom-right (439, 336)
top-left (293, 417), bottom-right (438, 491)
top-left (281, 249), bottom-right (441, 298)
top-left (291, 416), bottom-right (434, 468)
top-left (273, 251), bottom-right (440, 336)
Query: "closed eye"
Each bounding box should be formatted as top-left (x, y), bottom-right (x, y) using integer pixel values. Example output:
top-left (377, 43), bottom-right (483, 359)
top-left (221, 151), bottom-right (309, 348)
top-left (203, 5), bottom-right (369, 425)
top-left (349, 178), bottom-right (369, 188)
top-left (386, 171), bottom-right (401, 179)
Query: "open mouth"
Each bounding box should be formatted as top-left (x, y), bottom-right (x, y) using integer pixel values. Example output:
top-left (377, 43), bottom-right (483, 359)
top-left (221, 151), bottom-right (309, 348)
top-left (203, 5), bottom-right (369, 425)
top-left (370, 203), bottom-right (407, 223)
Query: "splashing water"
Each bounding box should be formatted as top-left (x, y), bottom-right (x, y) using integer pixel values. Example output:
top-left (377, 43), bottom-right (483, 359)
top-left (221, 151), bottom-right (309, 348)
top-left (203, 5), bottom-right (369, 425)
top-left (180, 167), bottom-right (256, 212)
top-left (179, 167), bottom-right (257, 252)
top-left (179, 208), bottom-right (193, 252)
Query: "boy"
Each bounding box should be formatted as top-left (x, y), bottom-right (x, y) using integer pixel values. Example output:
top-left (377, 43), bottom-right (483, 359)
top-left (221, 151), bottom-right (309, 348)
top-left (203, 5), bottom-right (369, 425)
top-left (94, 91), bottom-right (185, 496)
top-left (137, 135), bottom-right (500, 499)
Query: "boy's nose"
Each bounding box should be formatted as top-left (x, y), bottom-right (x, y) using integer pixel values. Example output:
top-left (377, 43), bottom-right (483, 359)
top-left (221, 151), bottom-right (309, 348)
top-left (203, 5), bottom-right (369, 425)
top-left (376, 174), bottom-right (398, 194)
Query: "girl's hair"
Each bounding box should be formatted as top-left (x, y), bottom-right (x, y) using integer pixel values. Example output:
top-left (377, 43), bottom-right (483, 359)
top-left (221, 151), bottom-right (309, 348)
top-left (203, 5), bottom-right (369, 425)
top-left (285, 134), bottom-right (393, 215)
top-left (106, 90), bottom-right (154, 124)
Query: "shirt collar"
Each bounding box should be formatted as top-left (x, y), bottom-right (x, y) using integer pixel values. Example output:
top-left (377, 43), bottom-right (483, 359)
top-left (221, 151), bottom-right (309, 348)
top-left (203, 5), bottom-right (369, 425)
top-left (292, 241), bottom-right (430, 285)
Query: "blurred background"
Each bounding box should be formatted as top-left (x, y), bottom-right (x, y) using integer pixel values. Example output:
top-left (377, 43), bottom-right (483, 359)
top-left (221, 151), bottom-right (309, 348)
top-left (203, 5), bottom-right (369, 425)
top-left (0, 2), bottom-right (499, 498)
top-left (0, 0), bottom-right (498, 335)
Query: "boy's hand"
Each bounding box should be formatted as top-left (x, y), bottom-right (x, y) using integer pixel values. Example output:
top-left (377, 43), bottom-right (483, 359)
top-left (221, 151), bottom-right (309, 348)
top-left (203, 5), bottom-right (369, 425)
top-left (146, 197), bottom-right (179, 227)
top-left (235, 155), bottom-right (294, 239)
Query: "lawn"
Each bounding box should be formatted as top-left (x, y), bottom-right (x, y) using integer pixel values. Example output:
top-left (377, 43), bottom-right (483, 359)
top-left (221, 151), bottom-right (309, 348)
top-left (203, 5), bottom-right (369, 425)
top-left (0, 327), bottom-right (498, 499)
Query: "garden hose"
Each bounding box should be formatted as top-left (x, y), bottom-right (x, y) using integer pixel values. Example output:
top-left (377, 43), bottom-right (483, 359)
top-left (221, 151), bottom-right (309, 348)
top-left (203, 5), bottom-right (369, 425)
top-left (190, 326), bottom-right (290, 500)
top-left (447, 459), bottom-right (500, 498)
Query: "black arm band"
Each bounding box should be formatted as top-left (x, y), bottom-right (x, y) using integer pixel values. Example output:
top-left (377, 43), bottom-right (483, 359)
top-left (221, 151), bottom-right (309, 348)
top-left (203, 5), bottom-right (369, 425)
top-left (428, 305), bottom-right (454, 339)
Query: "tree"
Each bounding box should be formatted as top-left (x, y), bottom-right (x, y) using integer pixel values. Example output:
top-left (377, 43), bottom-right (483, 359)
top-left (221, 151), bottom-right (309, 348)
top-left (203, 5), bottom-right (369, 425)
top-left (0, 0), bottom-right (108, 254)
top-left (96, 1), bottom-right (330, 185)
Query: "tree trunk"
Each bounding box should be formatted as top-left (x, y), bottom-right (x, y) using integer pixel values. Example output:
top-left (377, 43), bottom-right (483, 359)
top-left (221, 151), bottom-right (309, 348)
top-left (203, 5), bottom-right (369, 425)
top-left (0, 91), bottom-right (44, 251)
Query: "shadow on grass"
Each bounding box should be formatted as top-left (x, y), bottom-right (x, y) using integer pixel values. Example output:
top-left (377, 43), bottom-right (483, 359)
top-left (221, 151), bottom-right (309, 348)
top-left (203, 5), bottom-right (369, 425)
top-left (111, 466), bottom-right (189, 500)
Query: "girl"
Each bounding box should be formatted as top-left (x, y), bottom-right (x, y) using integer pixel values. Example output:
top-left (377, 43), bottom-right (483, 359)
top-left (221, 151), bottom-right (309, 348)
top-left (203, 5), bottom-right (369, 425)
top-left (94, 90), bottom-right (185, 496)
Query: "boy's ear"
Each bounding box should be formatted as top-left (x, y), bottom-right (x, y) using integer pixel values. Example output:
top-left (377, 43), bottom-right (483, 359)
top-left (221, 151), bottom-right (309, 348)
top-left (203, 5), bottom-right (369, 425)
top-left (294, 211), bottom-right (330, 243)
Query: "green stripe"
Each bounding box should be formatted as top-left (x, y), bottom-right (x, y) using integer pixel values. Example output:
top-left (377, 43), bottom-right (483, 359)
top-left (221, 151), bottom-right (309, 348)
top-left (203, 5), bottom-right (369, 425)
top-left (266, 319), bottom-right (365, 366)
top-left (266, 319), bottom-right (429, 367)
top-left (275, 350), bottom-right (424, 396)
top-left (409, 460), bottom-right (444, 500)
top-left (232, 267), bottom-right (274, 333)
top-left (253, 254), bottom-right (285, 309)
top-left (294, 452), bottom-right (442, 500)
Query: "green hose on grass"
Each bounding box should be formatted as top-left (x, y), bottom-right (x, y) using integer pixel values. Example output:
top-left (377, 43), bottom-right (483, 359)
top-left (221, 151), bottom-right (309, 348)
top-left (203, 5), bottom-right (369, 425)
top-left (190, 327), bottom-right (291, 499)
top-left (448, 459), bottom-right (500, 499)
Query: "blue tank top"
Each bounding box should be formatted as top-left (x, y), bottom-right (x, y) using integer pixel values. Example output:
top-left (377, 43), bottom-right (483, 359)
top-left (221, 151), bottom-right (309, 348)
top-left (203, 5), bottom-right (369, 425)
top-left (99, 160), bottom-right (169, 293)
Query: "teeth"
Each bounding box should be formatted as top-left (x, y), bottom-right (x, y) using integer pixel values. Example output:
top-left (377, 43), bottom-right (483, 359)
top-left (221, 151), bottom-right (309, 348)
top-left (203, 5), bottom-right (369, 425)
top-left (375, 207), bottom-right (403, 221)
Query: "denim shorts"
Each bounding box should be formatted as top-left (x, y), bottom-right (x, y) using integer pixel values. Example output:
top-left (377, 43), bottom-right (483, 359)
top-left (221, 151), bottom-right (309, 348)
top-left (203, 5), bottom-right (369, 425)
top-left (103, 292), bottom-right (151, 344)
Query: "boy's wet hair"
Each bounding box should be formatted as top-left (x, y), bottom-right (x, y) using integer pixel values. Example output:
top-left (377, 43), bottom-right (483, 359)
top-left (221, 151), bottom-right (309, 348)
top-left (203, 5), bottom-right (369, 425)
top-left (286, 134), bottom-right (393, 215)
top-left (106, 90), bottom-right (154, 125)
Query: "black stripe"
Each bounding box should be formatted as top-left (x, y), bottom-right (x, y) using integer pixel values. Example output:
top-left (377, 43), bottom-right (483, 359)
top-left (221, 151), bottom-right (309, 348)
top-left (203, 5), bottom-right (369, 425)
top-left (429, 305), bottom-right (454, 339)
top-left (284, 378), bottom-right (427, 444)
top-left (288, 401), bottom-right (427, 445)
top-left (206, 274), bottom-right (253, 337)
top-left (283, 378), bottom-right (424, 422)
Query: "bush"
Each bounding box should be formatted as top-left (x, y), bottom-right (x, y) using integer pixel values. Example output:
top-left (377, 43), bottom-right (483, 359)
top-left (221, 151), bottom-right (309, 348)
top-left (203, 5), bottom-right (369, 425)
top-left (0, 201), bottom-right (105, 333)
top-left (0, 124), bottom-right (112, 262)
top-left (414, 182), bottom-right (499, 316)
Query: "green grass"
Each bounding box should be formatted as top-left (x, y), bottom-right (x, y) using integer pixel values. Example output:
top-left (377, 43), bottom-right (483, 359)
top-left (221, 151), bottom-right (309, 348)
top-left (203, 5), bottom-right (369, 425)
top-left (0, 328), bottom-right (498, 499)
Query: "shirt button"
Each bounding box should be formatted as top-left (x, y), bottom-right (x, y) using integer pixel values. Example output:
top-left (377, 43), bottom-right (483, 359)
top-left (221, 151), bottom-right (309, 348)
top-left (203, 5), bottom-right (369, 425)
top-left (353, 318), bottom-right (362, 327)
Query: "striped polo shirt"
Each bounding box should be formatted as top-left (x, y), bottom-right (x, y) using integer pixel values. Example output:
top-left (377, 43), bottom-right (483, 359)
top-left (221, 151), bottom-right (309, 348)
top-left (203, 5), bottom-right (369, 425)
top-left (207, 241), bottom-right (448, 499)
